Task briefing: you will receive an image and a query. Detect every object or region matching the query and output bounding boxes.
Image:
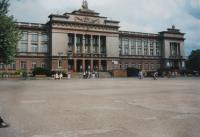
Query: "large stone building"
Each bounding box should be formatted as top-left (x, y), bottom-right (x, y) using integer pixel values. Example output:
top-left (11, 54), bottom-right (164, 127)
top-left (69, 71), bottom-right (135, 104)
top-left (0, 0), bottom-right (186, 73)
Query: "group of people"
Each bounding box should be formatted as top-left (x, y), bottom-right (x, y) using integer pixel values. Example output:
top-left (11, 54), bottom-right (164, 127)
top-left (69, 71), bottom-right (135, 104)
top-left (138, 70), bottom-right (158, 80)
top-left (53, 72), bottom-right (63, 80)
top-left (82, 71), bottom-right (99, 79)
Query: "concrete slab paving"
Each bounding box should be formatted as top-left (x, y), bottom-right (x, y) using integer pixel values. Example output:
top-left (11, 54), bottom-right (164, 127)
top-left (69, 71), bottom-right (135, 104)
top-left (0, 78), bottom-right (200, 137)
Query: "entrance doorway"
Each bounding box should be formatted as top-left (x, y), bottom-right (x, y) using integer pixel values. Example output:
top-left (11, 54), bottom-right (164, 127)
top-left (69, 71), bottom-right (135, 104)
top-left (77, 60), bottom-right (83, 72)
top-left (101, 60), bottom-right (107, 71)
top-left (68, 59), bottom-right (74, 72)
top-left (93, 60), bottom-right (99, 71)
top-left (85, 60), bottom-right (91, 71)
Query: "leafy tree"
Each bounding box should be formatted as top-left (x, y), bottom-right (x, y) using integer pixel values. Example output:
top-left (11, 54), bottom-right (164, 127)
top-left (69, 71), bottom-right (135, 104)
top-left (187, 49), bottom-right (200, 73)
top-left (0, 0), bottom-right (9, 15)
top-left (0, 0), bottom-right (20, 67)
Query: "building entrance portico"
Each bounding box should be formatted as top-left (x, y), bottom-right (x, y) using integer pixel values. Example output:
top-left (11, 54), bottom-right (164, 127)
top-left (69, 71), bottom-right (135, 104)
top-left (68, 59), bottom-right (107, 72)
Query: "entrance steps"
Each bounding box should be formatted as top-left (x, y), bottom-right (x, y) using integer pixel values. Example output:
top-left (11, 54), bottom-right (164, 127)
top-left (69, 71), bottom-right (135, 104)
top-left (71, 72), bottom-right (83, 79)
top-left (70, 72), bottom-right (112, 79)
top-left (98, 72), bottom-right (112, 78)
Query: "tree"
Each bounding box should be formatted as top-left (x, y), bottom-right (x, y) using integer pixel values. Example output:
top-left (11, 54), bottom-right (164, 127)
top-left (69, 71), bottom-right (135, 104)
top-left (0, 0), bottom-right (20, 67)
top-left (0, 0), bottom-right (9, 15)
top-left (187, 49), bottom-right (200, 73)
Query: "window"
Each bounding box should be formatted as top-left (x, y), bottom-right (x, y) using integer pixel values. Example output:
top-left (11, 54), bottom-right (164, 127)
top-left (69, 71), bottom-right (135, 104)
top-left (85, 36), bottom-right (90, 45)
top-left (31, 44), bottom-right (38, 52)
top-left (138, 64), bottom-right (142, 69)
top-left (150, 64), bottom-right (154, 70)
top-left (170, 42), bottom-right (180, 57)
top-left (21, 32), bottom-right (28, 41)
top-left (131, 63), bottom-right (136, 68)
top-left (77, 46), bottom-right (81, 53)
top-left (9, 62), bottom-right (16, 70)
top-left (20, 61), bottom-right (27, 69)
top-left (124, 63), bottom-right (128, 69)
top-left (0, 63), bottom-right (4, 69)
top-left (131, 39), bottom-right (136, 55)
top-left (68, 34), bottom-right (74, 44)
top-left (58, 60), bottom-right (62, 68)
top-left (144, 40), bottom-right (148, 56)
top-left (93, 37), bottom-right (98, 45)
top-left (122, 38), bottom-right (129, 55)
top-left (32, 62), bottom-right (37, 69)
top-left (144, 64), bottom-right (149, 70)
top-left (40, 44), bottom-right (48, 53)
top-left (41, 34), bottom-right (48, 42)
top-left (137, 39), bottom-right (142, 55)
top-left (76, 36), bottom-right (82, 45)
top-left (31, 33), bottom-right (38, 42)
top-left (150, 41), bottom-right (154, 56)
top-left (18, 43), bottom-right (28, 52)
top-left (156, 64), bottom-right (160, 69)
top-left (156, 41), bottom-right (161, 56)
top-left (41, 62), bottom-right (46, 68)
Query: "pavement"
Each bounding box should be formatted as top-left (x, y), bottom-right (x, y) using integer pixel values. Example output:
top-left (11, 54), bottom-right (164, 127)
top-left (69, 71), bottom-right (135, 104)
top-left (0, 77), bottom-right (200, 137)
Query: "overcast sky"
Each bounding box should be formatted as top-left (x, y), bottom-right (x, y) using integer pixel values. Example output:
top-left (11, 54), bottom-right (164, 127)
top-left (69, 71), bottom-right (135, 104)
top-left (9, 0), bottom-right (200, 55)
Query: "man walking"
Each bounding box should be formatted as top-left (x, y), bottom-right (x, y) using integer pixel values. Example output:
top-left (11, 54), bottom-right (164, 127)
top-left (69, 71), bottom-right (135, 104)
top-left (0, 116), bottom-right (9, 128)
top-left (153, 71), bottom-right (158, 80)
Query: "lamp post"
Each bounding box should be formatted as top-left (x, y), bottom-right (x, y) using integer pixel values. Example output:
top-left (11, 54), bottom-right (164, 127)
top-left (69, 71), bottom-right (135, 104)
top-left (58, 52), bottom-right (63, 72)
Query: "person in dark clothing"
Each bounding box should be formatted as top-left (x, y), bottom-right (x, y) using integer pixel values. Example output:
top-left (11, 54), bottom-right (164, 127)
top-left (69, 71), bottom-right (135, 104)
top-left (0, 116), bottom-right (9, 128)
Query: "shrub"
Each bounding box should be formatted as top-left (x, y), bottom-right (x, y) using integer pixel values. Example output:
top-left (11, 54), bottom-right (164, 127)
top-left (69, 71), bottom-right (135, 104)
top-left (127, 67), bottom-right (140, 77)
top-left (32, 67), bottom-right (50, 76)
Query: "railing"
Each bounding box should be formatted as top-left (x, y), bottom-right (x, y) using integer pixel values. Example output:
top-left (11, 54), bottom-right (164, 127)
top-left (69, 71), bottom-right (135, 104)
top-left (120, 31), bottom-right (159, 37)
top-left (15, 22), bottom-right (45, 28)
top-left (17, 52), bottom-right (48, 56)
top-left (169, 56), bottom-right (185, 59)
top-left (71, 53), bottom-right (106, 58)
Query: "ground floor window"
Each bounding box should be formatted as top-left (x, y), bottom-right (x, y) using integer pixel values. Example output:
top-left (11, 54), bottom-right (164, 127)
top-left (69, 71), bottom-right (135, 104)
top-left (20, 61), bottom-right (27, 70)
top-left (0, 63), bottom-right (4, 70)
top-left (9, 62), bottom-right (16, 70)
top-left (58, 60), bottom-right (62, 68)
top-left (41, 62), bottom-right (46, 68)
top-left (32, 62), bottom-right (37, 69)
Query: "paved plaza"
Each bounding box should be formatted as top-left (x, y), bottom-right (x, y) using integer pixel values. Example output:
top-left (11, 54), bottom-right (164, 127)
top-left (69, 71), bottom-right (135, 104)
top-left (0, 78), bottom-right (200, 137)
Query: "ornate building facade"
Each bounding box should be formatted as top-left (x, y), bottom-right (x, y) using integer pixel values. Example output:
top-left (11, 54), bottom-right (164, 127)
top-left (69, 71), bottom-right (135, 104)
top-left (0, 1), bottom-right (186, 73)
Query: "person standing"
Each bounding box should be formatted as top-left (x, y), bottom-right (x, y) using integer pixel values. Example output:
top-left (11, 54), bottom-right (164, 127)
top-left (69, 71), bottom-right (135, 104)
top-left (153, 71), bottom-right (158, 80)
top-left (59, 72), bottom-right (63, 80)
top-left (55, 72), bottom-right (59, 80)
top-left (138, 70), bottom-right (143, 79)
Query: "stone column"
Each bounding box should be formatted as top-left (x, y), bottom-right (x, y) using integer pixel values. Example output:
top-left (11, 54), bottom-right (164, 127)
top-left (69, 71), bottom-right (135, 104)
top-left (82, 34), bottom-right (85, 54)
top-left (90, 35), bottom-right (93, 54)
top-left (74, 33), bottom-right (77, 54)
top-left (74, 59), bottom-right (77, 72)
top-left (98, 35), bottom-right (101, 55)
top-left (82, 59), bottom-right (85, 72)
top-left (99, 60), bottom-right (101, 71)
top-left (90, 59), bottom-right (93, 71)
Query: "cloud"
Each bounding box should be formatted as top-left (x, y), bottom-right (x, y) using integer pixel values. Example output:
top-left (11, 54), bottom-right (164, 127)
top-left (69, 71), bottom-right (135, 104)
top-left (9, 0), bottom-right (200, 55)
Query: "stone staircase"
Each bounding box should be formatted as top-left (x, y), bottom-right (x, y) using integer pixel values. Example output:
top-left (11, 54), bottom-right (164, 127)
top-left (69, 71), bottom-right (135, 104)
top-left (71, 72), bottom-right (83, 79)
top-left (98, 72), bottom-right (112, 78)
top-left (70, 72), bottom-right (112, 79)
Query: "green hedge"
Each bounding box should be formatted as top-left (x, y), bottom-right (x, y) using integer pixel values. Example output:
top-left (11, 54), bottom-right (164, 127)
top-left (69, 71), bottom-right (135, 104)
top-left (32, 67), bottom-right (50, 76)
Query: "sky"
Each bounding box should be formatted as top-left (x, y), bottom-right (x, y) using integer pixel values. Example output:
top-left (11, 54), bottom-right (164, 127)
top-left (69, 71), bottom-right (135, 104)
top-left (9, 0), bottom-right (200, 56)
